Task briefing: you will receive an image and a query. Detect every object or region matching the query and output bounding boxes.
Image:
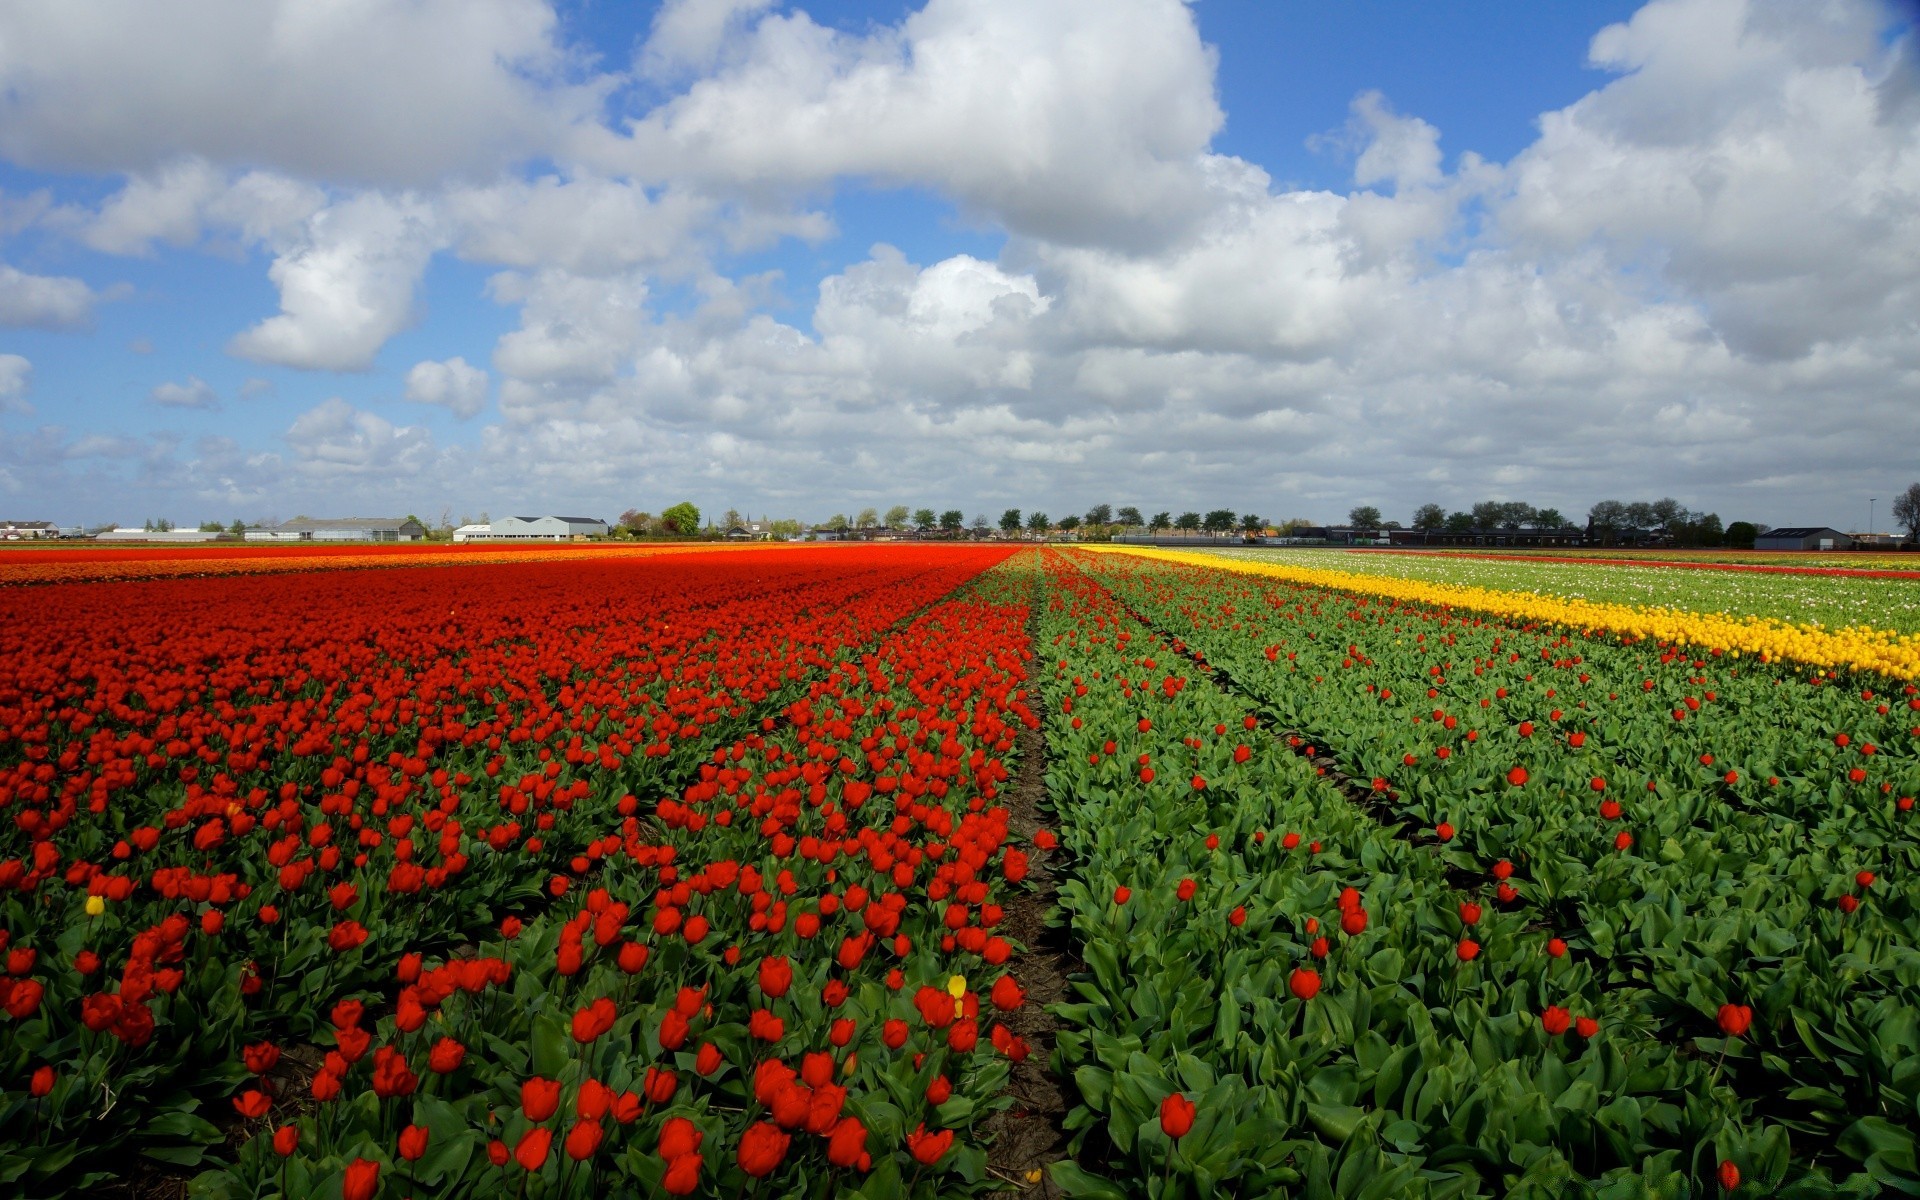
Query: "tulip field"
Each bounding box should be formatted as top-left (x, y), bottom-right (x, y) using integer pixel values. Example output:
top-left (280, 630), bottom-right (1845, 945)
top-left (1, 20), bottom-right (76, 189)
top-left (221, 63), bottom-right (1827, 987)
top-left (2, 543), bottom-right (1917, 1197)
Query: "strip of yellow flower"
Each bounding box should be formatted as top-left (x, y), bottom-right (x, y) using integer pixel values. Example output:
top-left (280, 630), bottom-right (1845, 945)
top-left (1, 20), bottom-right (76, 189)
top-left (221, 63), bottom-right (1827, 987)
top-left (1081, 545), bottom-right (1920, 680)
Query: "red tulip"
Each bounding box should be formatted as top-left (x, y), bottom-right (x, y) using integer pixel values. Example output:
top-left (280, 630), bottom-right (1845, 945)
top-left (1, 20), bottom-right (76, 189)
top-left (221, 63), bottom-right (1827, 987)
top-left (1719, 1160), bottom-right (1740, 1191)
top-left (515, 1127), bottom-right (553, 1171)
top-left (907, 1123), bottom-right (953, 1165)
top-left (1716, 1004), bottom-right (1752, 1038)
top-left (1113, 886), bottom-right (1132, 904)
top-left (827, 1116), bottom-right (869, 1168)
top-left (399, 1124), bottom-right (429, 1162)
top-left (522, 1076), bottom-right (563, 1122)
top-left (1456, 939), bottom-right (1480, 961)
top-left (565, 1119), bottom-right (604, 1161)
top-left (759, 956), bottom-right (793, 998)
top-left (1159, 1092), bottom-right (1195, 1139)
top-left (659, 1116), bottom-right (703, 1161)
top-left (736, 1121), bottom-right (790, 1177)
top-left (428, 1036), bottom-right (466, 1074)
top-left (272, 1125), bottom-right (298, 1156)
top-left (342, 1159), bottom-right (379, 1200)
top-left (663, 1153), bottom-right (702, 1195)
top-left (1289, 968), bottom-right (1320, 1001)
top-left (1541, 1006), bottom-right (1572, 1036)
top-left (232, 1090), bottom-right (272, 1120)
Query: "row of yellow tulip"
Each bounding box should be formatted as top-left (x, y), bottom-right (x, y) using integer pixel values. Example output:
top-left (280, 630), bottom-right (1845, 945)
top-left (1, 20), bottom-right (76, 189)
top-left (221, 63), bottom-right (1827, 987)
top-left (1086, 545), bottom-right (1920, 680)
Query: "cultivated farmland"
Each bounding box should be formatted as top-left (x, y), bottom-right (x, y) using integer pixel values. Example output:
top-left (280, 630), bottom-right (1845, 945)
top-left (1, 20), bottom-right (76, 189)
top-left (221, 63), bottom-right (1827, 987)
top-left (1, 544), bottom-right (1915, 1198)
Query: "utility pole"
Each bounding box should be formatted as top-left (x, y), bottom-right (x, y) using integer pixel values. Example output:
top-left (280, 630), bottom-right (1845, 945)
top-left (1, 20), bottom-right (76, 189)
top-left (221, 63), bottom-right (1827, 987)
top-left (1870, 498), bottom-right (1876, 537)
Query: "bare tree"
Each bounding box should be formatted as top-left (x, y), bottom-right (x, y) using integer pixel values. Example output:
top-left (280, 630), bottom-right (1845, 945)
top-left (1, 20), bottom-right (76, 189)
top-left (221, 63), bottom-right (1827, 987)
top-left (1894, 482), bottom-right (1920, 543)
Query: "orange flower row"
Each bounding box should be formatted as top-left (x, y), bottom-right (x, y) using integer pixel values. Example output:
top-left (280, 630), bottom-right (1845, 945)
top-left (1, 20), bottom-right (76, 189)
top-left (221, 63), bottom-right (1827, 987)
top-left (0, 542), bottom-right (775, 586)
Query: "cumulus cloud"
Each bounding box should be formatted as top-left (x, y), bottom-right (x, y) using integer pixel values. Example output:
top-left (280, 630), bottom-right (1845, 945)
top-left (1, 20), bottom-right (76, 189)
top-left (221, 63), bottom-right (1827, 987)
top-left (229, 192), bottom-right (443, 371)
top-left (0, 1), bottom-right (608, 187)
top-left (0, 262), bottom-right (97, 329)
top-left (640, 0), bottom-right (780, 81)
top-left (285, 398), bottom-right (435, 478)
top-left (4, 0), bottom-right (1919, 529)
top-left (616, 0), bottom-right (1230, 247)
top-left (0, 354), bottom-right (30, 413)
top-left (149, 376), bottom-right (220, 410)
top-left (405, 357), bottom-right (490, 418)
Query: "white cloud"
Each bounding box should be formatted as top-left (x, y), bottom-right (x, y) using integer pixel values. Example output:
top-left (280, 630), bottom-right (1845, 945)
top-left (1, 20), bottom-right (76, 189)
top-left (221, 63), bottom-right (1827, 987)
top-left (5, 0), bottom-right (1920, 531)
top-left (1348, 91), bottom-right (1444, 191)
top-left (405, 357), bottom-right (490, 418)
top-left (149, 376), bottom-right (220, 410)
top-left (0, 354), bottom-right (30, 413)
top-left (285, 398), bottom-right (434, 477)
top-left (640, 0), bottom-right (780, 81)
top-left (229, 192), bottom-right (443, 371)
top-left (0, 1), bottom-right (607, 187)
top-left (616, 0), bottom-right (1230, 247)
top-left (0, 262), bottom-right (97, 329)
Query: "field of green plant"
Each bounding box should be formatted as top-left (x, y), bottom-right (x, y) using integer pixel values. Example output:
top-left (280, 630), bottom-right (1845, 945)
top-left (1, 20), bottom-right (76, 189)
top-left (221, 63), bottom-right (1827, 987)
top-left (1205, 548), bottom-right (1920, 636)
top-left (1036, 547), bottom-right (1918, 1198)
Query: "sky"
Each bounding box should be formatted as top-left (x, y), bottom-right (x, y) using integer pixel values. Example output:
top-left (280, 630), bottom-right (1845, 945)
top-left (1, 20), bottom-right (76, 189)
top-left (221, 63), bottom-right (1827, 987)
top-left (1, 0), bottom-right (1916, 533)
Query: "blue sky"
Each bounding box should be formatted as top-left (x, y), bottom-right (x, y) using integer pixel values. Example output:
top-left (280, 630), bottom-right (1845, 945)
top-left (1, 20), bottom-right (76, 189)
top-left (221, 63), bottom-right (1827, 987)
top-left (0, 0), bottom-right (1914, 533)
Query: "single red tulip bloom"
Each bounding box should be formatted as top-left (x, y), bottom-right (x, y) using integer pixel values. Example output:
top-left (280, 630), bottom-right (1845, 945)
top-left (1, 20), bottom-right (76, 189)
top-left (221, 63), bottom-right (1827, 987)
top-left (1289, 968), bottom-right (1320, 1001)
top-left (1541, 1006), bottom-right (1572, 1036)
top-left (906, 1124), bottom-right (953, 1165)
top-left (342, 1159), bottom-right (380, 1200)
top-left (1159, 1092), bottom-right (1196, 1139)
top-left (428, 1036), bottom-right (466, 1074)
top-left (759, 956), bottom-right (793, 998)
top-left (663, 1153), bottom-right (702, 1195)
top-left (522, 1076), bottom-right (563, 1122)
top-left (659, 1116), bottom-right (703, 1161)
top-left (1716, 1004), bottom-right (1752, 1038)
top-left (232, 1090), bottom-right (272, 1120)
top-left (737, 1121), bottom-right (790, 1177)
top-left (272, 1125), bottom-right (298, 1156)
top-left (1719, 1160), bottom-right (1741, 1191)
top-left (565, 1119), bottom-right (604, 1161)
top-left (399, 1124), bottom-right (429, 1162)
top-left (515, 1127), bottom-right (553, 1172)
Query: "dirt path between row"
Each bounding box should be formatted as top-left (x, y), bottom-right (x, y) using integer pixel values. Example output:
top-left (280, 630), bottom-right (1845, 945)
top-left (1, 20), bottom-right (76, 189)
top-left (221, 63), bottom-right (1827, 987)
top-left (982, 581), bottom-right (1074, 1197)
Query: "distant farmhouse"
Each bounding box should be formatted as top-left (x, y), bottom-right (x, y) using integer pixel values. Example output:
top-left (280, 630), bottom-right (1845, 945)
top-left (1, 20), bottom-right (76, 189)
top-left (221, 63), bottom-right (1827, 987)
top-left (1754, 527), bottom-right (1853, 552)
top-left (0, 520), bottom-right (60, 539)
top-left (453, 516), bottom-right (607, 542)
top-left (246, 517), bottom-right (427, 542)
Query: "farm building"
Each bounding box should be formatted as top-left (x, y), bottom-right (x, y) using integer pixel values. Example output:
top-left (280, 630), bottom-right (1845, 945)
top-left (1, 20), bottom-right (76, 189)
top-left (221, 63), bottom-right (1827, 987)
top-left (96, 528), bottom-right (221, 542)
top-left (454, 516), bottom-right (607, 541)
top-left (1754, 527), bottom-right (1854, 551)
top-left (1, 520), bottom-right (60, 539)
top-left (1388, 526), bottom-right (1587, 548)
top-left (246, 517), bottom-right (426, 542)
